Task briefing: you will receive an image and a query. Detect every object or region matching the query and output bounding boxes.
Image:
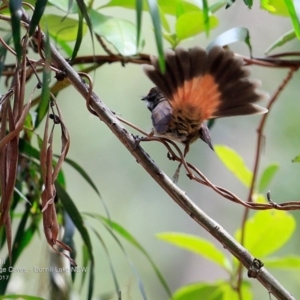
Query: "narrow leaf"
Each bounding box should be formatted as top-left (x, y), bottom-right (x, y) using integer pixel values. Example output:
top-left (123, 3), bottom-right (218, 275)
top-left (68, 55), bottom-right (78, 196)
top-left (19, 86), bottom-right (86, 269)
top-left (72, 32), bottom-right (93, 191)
top-left (157, 232), bottom-right (231, 271)
top-left (0, 296), bottom-right (45, 300)
top-left (202, 0), bottom-right (210, 36)
top-left (35, 31), bottom-right (51, 128)
top-left (136, 0), bottom-right (143, 49)
top-left (29, 0), bottom-right (48, 36)
top-left (207, 27), bottom-right (252, 56)
top-left (62, 157), bottom-right (101, 197)
top-left (147, 0), bottom-right (165, 72)
top-left (292, 154), bottom-right (300, 162)
top-left (86, 213), bottom-right (172, 298)
top-left (71, 9), bottom-right (84, 60)
top-left (0, 34), bottom-right (11, 78)
top-left (214, 145), bottom-right (253, 188)
top-left (264, 255), bottom-right (300, 269)
top-left (55, 182), bottom-right (94, 300)
top-left (265, 29), bottom-right (296, 54)
top-left (284, 0), bottom-right (300, 39)
top-left (9, 0), bottom-right (22, 61)
top-left (209, 0), bottom-right (228, 13)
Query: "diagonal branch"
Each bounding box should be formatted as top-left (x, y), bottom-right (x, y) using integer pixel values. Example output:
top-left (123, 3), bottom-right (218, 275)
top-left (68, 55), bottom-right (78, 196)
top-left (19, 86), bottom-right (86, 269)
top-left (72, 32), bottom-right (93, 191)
top-left (41, 35), bottom-right (296, 299)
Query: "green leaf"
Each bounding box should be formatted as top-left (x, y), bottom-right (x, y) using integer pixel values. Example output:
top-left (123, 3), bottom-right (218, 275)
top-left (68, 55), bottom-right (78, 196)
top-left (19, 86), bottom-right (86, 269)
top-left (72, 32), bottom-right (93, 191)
top-left (85, 213), bottom-right (172, 298)
top-left (209, 0), bottom-right (228, 13)
top-left (235, 210), bottom-right (296, 257)
top-left (136, 0), bottom-right (143, 48)
top-left (292, 154), bottom-right (300, 162)
top-left (29, 0), bottom-right (48, 36)
top-left (202, 0), bottom-right (210, 35)
top-left (40, 14), bottom-right (88, 42)
top-left (261, 0), bottom-right (289, 16)
top-left (265, 29), bottom-right (296, 54)
top-left (157, 233), bottom-right (231, 271)
top-left (0, 34), bottom-right (11, 78)
top-left (35, 31), bottom-right (51, 128)
top-left (176, 11), bottom-right (218, 41)
top-left (55, 182), bottom-right (94, 300)
top-left (172, 281), bottom-right (251, 300)
top-left (48, 0), bottom-right (78, 13)
top-left (214, 145), bottom-right (253, 188)
top-left (9, 0), bottom-right (22, 62)
top-left (258, 163), bottom-right (279, 192)
top-left (0, 206), bottom-right (36, 294)
top-left (284, 0), bottom-right (300, 39)
top-left (0, 295), bottom-right (45, 300)
top-left (207, 27), bottom-right (252, 55)
top-left (62, 157), bottom-right (101, 197)
top-left (89, 9), bottom-right (144, 56)
top-left (102, 0), bottom-right (200, 15)
top-left (264, 255), bottom-right (300, 269)
top-left (147, 0), bottom-right (165, 71)
top-left (173, 282), bottom-right (223, 300)
top-left (243, 0), bottom-right (253, 8)
top-left (71, 10), bottom-right (84, 61)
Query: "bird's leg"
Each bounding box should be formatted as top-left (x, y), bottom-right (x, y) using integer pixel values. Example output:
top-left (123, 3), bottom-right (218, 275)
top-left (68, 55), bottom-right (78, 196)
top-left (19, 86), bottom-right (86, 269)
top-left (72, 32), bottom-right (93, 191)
top-left (173, 144), bottom-right (190, 183)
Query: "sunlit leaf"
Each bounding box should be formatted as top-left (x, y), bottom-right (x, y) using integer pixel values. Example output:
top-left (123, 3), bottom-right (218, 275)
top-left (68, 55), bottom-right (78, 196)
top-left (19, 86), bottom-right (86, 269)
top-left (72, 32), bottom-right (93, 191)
top-left (258, 163), bottom-right (279, 192)
top-left (102, 0), bottom-right (199, 15)
top-left (90, 9), bottom-right (144, 56)
top-left (176, 11), bottom-right (218, 41)
top-left (0, 34), bottom-right (11, 78)
top-left (235, 210), bottom-right (296, 257)
top-left (172, 281), bottom-right (251, 300)
top-left (157, 233), bottom-right (231, 271)
top-left (284, 0), bottom-right (300, 39)
top-left (207, 27), bottom-right (252, 55)
top-left (265, 29), bottom-right (296, 54)
top-left (264, 255), bottom-right (300, 269)
top-left (214, 145), bottom-right (253, 188)
top-left (0, 295), bottom-right (45, 300)
top-left (292, 154), bottom-right (300, 162)
top-left (173, 282), bottom-right (223, 300)
top-left (261, 0), bottom-right (289, 16)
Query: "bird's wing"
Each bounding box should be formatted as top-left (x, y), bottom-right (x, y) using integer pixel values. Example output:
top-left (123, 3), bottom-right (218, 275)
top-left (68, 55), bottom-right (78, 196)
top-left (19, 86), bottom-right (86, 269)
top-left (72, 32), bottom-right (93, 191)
top-left (142, 46), bottom-right (268, 122)
top-left (151, 101), bottom-right (172, 134)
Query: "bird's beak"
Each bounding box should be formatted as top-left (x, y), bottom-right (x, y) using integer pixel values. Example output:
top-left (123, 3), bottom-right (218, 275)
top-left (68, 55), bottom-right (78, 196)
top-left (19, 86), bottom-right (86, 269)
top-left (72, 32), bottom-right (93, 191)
top-left (141, 95), bottom-right (147, 101)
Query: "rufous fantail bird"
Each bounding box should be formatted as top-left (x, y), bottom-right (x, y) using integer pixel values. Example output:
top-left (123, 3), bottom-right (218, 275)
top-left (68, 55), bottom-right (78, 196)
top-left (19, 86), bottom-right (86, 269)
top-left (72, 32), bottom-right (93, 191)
top-left (141, 46), bottom-right (268, 157)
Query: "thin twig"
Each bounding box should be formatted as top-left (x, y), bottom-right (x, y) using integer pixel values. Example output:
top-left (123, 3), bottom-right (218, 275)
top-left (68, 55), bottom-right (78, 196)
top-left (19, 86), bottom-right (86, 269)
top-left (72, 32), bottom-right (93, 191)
top-left (236, 67), bottom-right (298, 293)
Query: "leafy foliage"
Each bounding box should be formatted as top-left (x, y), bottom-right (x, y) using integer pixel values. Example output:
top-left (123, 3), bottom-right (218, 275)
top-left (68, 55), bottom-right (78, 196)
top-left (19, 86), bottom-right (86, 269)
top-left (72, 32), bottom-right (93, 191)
top-left (0, 0), bottom-right (299, 299)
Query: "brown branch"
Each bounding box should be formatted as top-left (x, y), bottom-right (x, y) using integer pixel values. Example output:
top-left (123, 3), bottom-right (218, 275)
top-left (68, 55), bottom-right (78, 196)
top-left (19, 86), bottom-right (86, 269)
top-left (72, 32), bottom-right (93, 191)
top-left (39, 31), bottom-right (296, 300)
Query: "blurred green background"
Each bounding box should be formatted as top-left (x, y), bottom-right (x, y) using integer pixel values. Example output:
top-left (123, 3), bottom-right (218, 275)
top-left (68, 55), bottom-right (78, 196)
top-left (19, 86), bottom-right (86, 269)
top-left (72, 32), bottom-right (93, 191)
top-left (1, 0), bottom-right (300, 299)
